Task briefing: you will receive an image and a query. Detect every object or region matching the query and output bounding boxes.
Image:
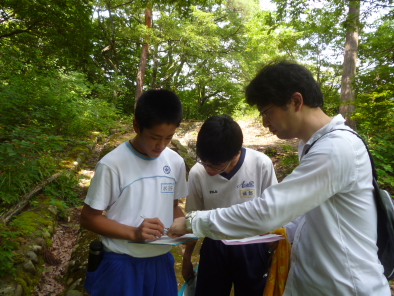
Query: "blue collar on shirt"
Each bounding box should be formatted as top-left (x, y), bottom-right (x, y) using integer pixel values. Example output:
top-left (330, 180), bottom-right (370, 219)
top-left (126, 141), bottom-right (158, 161)
top-left (220, 147), bottom-right (246, 180)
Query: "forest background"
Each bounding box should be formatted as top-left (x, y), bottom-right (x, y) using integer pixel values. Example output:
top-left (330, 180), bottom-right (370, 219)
top-left (0, 0), bottom-right (393, 279)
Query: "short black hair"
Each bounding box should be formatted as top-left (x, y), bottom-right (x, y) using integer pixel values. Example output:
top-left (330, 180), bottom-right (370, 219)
top-left (245, 60), bottom-right (324, 109)
top-left (196, 115), bottom-right (243, 165)
top-left (134, 89), bottom-right (183, 131)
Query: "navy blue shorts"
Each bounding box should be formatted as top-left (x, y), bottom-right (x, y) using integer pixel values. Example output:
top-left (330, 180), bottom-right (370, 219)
top-left (84, 251), bottom-right (178, 296)
top-left (195, 238), bottom-right (269, 296)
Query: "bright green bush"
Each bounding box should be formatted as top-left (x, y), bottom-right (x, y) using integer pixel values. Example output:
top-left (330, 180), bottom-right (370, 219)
top-left (0, 66), bottom-right (120, 210)
top-left (0, 225), bottom-right (20, 277)
top-left (0, 69), bottom-right (120, 137)
top-left (0, 127), bottom-right (66, 207)
top-left (353, 86), bottom-right (394, 191)
top-left (44, 172), bottom-right (83, 208)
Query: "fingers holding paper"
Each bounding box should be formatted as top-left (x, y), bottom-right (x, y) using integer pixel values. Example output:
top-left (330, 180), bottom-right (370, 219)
top-left (167, 217), bottom-right (188, 238)
top-left (136, 217), bottom-right (165, 242)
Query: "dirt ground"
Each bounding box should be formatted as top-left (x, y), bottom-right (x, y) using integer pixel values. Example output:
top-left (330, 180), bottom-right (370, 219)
top-left (176, 118), bottom-right (299, 153)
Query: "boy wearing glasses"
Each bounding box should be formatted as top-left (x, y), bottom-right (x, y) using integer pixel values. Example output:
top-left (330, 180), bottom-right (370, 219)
top-left (182, 114), bottom-right (277, 296)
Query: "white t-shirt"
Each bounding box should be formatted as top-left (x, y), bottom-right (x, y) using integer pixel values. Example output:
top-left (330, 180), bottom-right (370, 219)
top-left (190, 115), bottom-right (390, 296)
top-left (85, 141), bottom-right (188, 258)
top-left (186, 147), bottom-right (277, 212)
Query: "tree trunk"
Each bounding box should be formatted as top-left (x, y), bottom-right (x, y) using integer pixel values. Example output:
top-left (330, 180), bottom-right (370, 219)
top-left (150, 43), bottom-right (159, 88)
top-left (135, 8), bottom-right (152, 103)
top-left (339, 0), bottom-right (360, 130)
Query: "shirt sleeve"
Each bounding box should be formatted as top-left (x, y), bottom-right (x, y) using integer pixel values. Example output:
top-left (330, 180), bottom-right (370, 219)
top-left (185, 166), bottom-right (205, 212)
top-left (84, 162), bottom-right (121, 211)
top-left (191, 135), bottom-right (358, 239)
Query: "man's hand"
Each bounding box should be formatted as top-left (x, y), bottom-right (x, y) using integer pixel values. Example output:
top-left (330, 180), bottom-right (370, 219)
top-left (134, 217), bottom-right (165, 242)
top-left (167, 217), bottom-right (188, 238)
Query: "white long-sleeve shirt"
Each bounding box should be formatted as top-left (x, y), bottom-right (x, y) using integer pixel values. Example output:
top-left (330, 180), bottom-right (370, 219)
top-left (190, 115), bottom-right (390, 296)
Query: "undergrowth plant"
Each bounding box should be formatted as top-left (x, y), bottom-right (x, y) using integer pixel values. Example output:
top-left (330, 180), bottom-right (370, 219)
top-left (368, 134), bottom-right (394, 191)
top-left (276, 144), bottom-right (299, 180)
top-left (44, 172), bottom-right (82, 208)
top-left (0, 127), bottom-right (65, 210)
top-left (0, 66), bottom-right (120, 211)
top-left (353, 87), bottom-right (394, 193)
top-left (0, 225), bottom-right (21, 277)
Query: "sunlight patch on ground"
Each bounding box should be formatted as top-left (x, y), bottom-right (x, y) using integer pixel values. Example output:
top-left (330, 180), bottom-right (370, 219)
top-left (78, 170), bottom-right (94, 188)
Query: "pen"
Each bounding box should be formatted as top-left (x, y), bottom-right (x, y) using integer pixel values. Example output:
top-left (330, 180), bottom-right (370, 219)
top-left (140, 215), bottom-right (168, 235)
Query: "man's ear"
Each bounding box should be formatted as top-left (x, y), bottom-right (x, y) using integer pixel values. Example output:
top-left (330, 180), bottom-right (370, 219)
top-left (291, 92), bottom-right (304, 112)
top-left (133, 119), bottom-right (140, 134)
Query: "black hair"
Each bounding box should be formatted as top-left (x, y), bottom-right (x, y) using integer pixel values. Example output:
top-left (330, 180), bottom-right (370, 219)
top-left (245, 60), bottom-right (324, 109)
top-left (196, 114), bottom-right (243, 165)
top-left (134, 89), bottom-right (183, 131)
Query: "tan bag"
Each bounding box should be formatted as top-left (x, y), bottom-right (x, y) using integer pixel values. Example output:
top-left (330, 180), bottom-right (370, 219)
top-left (263, 228), bottom-right (292, 296)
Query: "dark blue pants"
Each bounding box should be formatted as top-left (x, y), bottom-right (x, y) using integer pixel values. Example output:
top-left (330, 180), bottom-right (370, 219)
top-left (195, 238), bottom-right (269, 296)
top-left (85, 251), bottom-right (177, 296)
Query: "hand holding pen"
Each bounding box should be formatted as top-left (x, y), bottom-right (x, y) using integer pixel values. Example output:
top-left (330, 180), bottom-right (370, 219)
top-left (140, 215), bottom-right (169, 235)
top-left (136, 215), bottom-right (167, 242)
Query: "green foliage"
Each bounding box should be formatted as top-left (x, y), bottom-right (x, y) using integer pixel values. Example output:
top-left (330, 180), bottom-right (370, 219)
top-left (271, 0), bottom-right (348, 116)
top-left (369, 135), bottom-right (394, 189)
top-left (0, 199), bottom-right (58, 278)
top-left (0, 225), bottom-right (21, 277)
top-left (0, 0), bottom-right (94, 64)
top-left (0, 68), bottom-right (120, 137)
top-left (353, 90), bottom-right (394, 190)
top-left (44, 173), bottom-right (83, 208)
top-left (90, 1), bottom-right (291, 118)
top-left (0, 59), bottom-right (120, 210)
top-left (320, 82), bottom-right (340, 117)
top-left (0, 127), bottom-right (64, 207)
top-left (0, 127), bottom-right (92, 210)
top-left (354, 14), bottom-right (394, 191)
top-left (11, 211), bottom-right (48, 236)
top-left (49, 198), bottom-right (70, 219)
top-left (232, 104), bottom-right (260, 121)
top-left (264, 147), bottom-right (279, 158)
top-left (241, 9), bottom-right (298, 80)
top-left (0, 251), bottom-right (16, 277)
top-left (276, 144), bottom-right (299, 179)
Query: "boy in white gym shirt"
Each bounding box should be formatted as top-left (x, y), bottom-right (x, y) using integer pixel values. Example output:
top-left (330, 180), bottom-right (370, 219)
top-left (182, 115), bottom-right (277, 296)
top-left (80, 89), bottom-right (188, 296)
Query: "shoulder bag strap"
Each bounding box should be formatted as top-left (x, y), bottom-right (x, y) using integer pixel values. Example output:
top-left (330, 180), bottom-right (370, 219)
top-left (304, 128), bottom-right (378, 181)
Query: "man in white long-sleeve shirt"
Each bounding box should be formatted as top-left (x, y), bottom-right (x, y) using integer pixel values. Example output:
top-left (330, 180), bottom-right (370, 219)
top-left (168, 61), bottom-right (390, 296)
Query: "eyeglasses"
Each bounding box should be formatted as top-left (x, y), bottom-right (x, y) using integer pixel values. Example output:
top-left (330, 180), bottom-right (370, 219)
top-left (196, 157), bottom-right (232, 173)
top-left (260, 105), bottom-right (275, 118)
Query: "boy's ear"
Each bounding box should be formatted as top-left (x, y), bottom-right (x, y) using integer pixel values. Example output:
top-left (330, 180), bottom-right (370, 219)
top-left (291, 92), bottom-right (303, 112)
top-left (133, 119), bottom-right (140, 134)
